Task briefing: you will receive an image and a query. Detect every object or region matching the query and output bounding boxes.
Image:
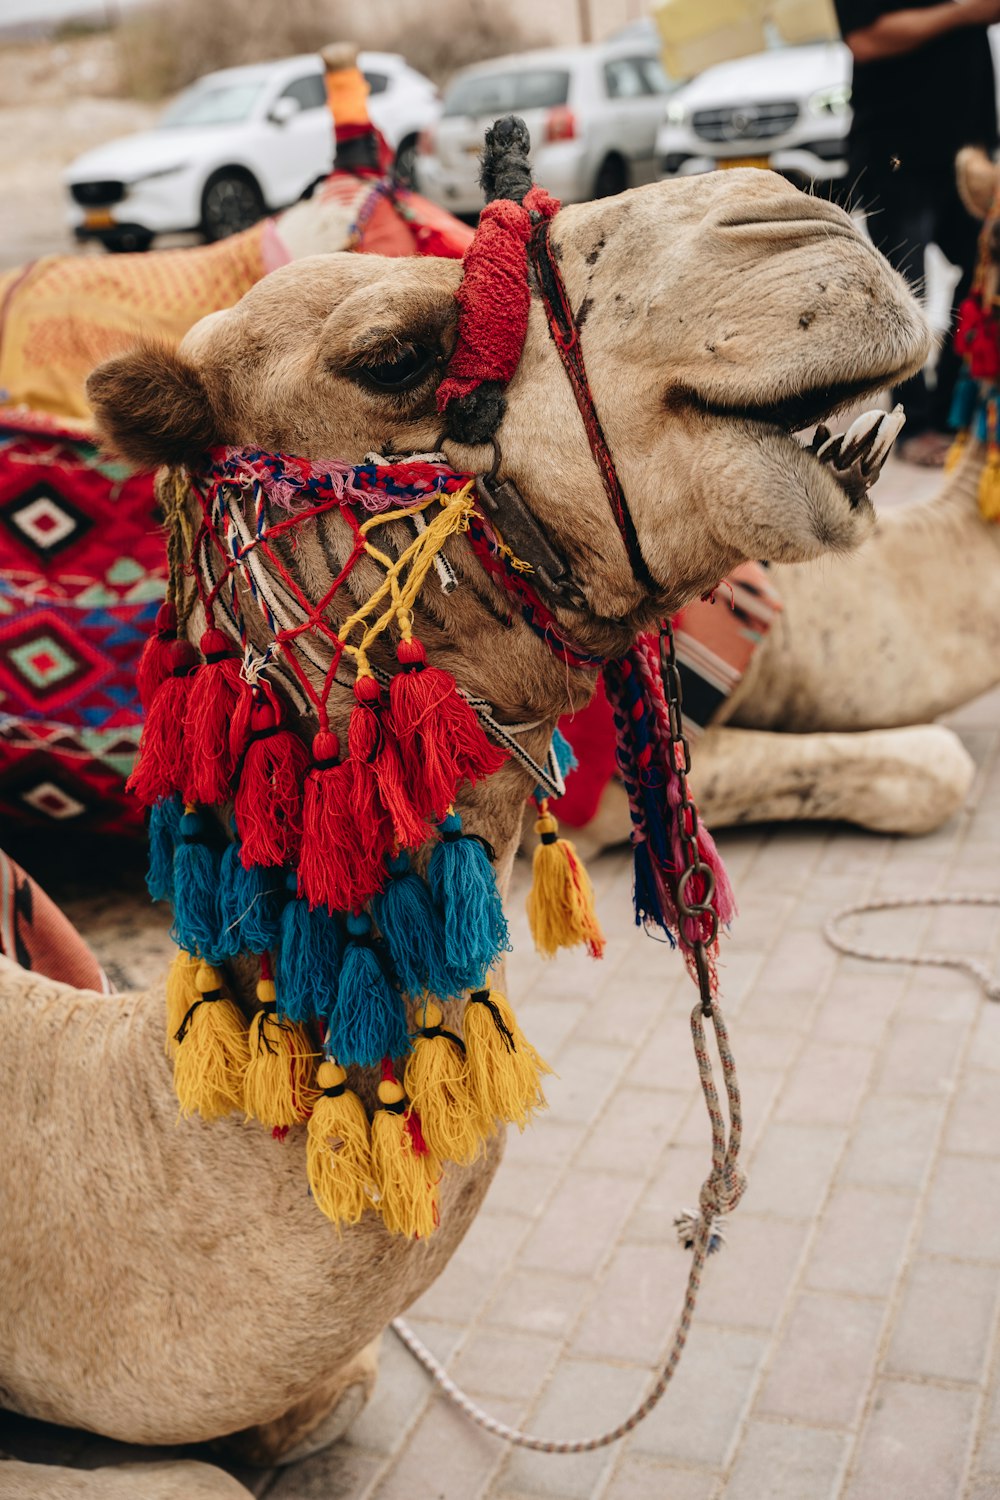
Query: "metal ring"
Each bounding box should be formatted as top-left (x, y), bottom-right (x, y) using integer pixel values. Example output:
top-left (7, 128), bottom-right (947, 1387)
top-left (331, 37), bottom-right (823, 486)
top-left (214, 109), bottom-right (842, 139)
top-left (677, 861), bottom-right (717, 916)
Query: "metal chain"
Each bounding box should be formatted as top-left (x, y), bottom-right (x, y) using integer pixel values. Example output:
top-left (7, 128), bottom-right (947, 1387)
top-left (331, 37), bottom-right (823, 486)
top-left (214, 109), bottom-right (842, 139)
top-left (391, 623), bottom-right (746, 1451)
top-left (659, 623), bottom-right (718, 1018)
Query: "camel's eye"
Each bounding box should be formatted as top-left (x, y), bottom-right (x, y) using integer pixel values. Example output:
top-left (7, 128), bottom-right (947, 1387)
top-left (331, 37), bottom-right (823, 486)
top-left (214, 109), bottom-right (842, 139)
top-left (354, 344), bottom-right (437, 393)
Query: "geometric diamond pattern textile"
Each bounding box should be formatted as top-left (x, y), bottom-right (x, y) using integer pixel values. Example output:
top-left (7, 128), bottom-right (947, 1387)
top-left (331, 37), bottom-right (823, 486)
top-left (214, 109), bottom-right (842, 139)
top-left (0, 412), bottom-right (166, 836)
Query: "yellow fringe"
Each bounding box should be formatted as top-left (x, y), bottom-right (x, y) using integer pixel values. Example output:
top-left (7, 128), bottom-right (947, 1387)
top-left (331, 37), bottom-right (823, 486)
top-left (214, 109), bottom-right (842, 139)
top-left (979, 450), bottom-right (1000, 522)
top-left (306, 1061), bottom-right (374, 1228)
top-left (165, 949), bottom-right (200, 1056)
top-left (945, 430), bottom-right (967, 473)
top-left (403, 1001), bottom-right (485, 1166)
top-left (526, 808), bottom-right (606, 959)
top-left (370, 1079), bottom-right (440, 1238)
top-left (464, 988), bottom-right (552, 1134)
top-left (172, 963), bottom-right (251, 1121)
top-left (243, 991), bottom-right (316, 1129)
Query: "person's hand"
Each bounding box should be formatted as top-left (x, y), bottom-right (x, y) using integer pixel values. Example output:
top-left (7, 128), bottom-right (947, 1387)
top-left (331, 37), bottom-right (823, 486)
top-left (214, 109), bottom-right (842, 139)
top-left (956, 0), bottom-right (1000, 27)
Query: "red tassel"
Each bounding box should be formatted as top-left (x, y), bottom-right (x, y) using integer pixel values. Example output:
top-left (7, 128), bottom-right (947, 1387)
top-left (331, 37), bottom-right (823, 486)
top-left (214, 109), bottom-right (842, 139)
top-left (348, 675), bottom-right (428, 849)
top-left (956, 294), bottom-right (984, 356)
top-left (298, 729), bottom-right (391, 911)
top-left (389, 637), bottom-right (507, 818)
top-left (405, 1106), bottom-right (431, 1157)
top-left (127, 638), bottom-right (196, 805)
top-left (970, 318), bottom-right (1000, 381)
top-left (136, 601), bottom-right (178, 711)
top-left (184, 628), bottom-right (248, 804)
top-left (234, 688), bottom-right (309, 868)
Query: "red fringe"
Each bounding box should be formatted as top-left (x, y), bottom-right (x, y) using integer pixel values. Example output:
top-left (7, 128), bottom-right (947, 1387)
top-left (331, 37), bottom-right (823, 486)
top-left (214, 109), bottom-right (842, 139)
top-left (405, 1106), bottom-right (431, 1158)
top-left (127, 638), bottom-right (196, 805)
top-left (348, 676), bottom-right (428, 849)
top-left (184, 628), bottom-right (248, 804)
top-left (234, 690), bottom-right (309, 868)
top-left (136, 601), bottom-right (178, 711)
top-left (390, 637), bottom-right (507, 819)
top-left (298, 729), bottom-right (390, 911)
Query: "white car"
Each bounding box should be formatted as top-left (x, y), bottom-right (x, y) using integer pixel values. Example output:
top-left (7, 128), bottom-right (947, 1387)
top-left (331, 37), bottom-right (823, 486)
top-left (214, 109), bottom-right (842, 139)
top-left (656, 43), bottom-right (852, 192)
top-left (64, 52), bottom-right (439, 252)
top-left (415, 41), bottom-right (676, 217)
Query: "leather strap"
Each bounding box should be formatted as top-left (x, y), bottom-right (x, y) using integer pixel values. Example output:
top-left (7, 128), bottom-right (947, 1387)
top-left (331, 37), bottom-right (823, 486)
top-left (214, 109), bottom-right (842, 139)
top-left (528, 222), bottom-right (659, 594)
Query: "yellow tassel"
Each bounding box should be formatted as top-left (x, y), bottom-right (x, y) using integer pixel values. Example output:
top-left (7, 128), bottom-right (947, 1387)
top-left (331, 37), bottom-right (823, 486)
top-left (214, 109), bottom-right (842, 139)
top-left (172, 962), bottom-right (251, 1121)
top-left (243, 981), bottom-right (316, 1129)
top-left (526, 806), bottom-right (606, 958)
top-left (403, 1000), bottom-right (485, 1166)
top-left (370, 1075), bottom-right (439, 1238)
top-left (945, 430), bottom-right (967, 473)
top-left (463, 988), bottom-right (552, 1134)
top-left (165, 949), bottom-right (200, 1057)
top-left (306, 1060), bottom-right (374, 1228)
top-left (979, 449), bottom-right (1000, 521)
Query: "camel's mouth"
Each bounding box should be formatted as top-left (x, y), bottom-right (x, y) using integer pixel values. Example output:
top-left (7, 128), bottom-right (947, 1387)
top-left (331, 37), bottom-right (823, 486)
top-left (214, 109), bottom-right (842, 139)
top-left (681, 382), bottom-right (905, 509)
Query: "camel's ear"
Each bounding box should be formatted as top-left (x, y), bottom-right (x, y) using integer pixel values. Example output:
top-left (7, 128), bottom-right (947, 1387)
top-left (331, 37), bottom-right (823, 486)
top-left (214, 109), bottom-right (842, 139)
top-left (86, 342), bottom-right (220, 471)
top-left (956, 146), bottom-right (1000, 222)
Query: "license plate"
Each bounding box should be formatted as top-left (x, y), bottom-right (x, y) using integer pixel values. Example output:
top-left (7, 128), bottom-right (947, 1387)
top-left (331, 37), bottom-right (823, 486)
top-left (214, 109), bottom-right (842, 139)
top-left (718, 156), bottom-right (770, 170)
top-left (84, 208), bottom-right (115, 228)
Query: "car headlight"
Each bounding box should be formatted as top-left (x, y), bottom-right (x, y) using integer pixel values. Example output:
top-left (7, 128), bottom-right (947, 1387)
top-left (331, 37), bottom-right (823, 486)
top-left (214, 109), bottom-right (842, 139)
top-left (808, 84), bottom-right (851, 117)
top-left (665, 99), bottom-right (688, 126)
top-left (128, 163), bottom-right (190, 185)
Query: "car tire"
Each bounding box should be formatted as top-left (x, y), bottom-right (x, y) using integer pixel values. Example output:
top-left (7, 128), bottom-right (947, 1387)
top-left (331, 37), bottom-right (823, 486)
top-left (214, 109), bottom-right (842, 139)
top-left (200, 168), bottom-right (265, 242)
top-left (593, 154), bottom-right (627, 200)
top-left (394, 135), bottom-right (419, 189)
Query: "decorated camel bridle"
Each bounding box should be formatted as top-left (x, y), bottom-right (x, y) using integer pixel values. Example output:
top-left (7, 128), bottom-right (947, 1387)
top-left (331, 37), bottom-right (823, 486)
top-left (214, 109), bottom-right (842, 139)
top-left (133, 116), bottom-right (744, 1441)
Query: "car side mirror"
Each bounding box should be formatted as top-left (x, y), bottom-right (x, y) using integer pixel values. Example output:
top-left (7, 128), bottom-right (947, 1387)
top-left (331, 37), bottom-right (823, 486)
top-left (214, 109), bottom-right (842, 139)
top-left (269, 97), bottom-right (300, 127)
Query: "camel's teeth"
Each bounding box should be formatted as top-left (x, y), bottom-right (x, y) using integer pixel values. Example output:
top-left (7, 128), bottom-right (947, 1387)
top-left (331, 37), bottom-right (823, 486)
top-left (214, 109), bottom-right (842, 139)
top-left (815, 432), bottom-right (844, 465)
top-left (862, 404), bottom-right (906, 473)
top-left (835, 408), bottom-right (887, 467)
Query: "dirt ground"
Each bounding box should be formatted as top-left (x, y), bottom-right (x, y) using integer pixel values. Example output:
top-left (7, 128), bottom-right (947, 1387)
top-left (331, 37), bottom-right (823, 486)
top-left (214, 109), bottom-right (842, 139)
top-left (0, 35), bottom-right (158, 268)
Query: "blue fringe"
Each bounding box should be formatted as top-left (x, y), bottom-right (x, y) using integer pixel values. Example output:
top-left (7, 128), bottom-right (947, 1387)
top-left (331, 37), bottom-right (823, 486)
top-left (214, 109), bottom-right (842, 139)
top-left (426, 812), bottom-right (509, 992)
top-left (533, 726), bottom-right (578, 802)
top-left (219, 841), bottom-right (283, 955)
top-left (631, 839), bottom-right (676, 945)
top-left (949, 373), bottom-right (978, 432)
top-left (147, 795), bottom-right (183, 904)
top-left (276, 879), bottom-right (343, 1023)
top-left (372, 851), bottom-right (453, 998)
top-left (328, 911), bottom-right (410, 1067)
top-left (170, 809), bottom-right (224, 960)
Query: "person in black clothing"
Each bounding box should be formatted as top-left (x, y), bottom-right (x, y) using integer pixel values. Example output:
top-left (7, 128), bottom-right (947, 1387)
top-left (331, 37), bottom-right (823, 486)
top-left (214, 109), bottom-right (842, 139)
top-left (834, 0), bottom-right (1000, 463)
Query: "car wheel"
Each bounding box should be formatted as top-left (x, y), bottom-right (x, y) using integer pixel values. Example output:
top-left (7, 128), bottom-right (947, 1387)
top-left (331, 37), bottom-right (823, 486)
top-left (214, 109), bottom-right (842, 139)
top-left (593, 154), bottom-right (627, 200)
top-left (394, 135), bottom-right (419, 189)
top-left (200, 169), bottom-right (265, 242)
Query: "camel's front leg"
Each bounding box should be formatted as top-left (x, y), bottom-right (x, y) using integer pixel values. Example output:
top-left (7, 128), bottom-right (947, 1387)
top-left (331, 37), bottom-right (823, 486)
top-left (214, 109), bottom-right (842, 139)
top-left (578, 723), bottom-right (974, 846)
top-left (692, 723), bottom-right (974, 834)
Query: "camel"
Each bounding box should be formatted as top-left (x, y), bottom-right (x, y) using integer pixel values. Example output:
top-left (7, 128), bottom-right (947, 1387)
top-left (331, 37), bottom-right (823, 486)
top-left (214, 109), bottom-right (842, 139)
top-left (0, 164), bottom-right (928, 1499)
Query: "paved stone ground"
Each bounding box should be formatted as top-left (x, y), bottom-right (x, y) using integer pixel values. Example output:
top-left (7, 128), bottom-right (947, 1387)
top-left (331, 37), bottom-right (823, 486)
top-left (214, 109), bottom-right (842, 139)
top-left (2, 456), bottom-right (998, 1500)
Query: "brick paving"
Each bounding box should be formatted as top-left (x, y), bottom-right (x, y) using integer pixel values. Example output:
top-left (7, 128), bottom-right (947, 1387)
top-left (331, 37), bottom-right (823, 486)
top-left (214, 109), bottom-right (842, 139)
top-left (2, 457), bottom-right (999, 1499)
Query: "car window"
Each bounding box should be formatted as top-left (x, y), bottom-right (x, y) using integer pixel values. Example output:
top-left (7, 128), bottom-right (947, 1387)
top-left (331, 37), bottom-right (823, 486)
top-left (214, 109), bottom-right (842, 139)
top-left (279, 73), bottom-right (326, 111)
top-left (364, 71), bottom-right (389, 95)
top-left (442, 68), bottom-right (568, 117)
top-left (603, 58), bottom-right (649, 99)
top-left (160, 81), bottom-right (265, 127)
top-left (637, 56), bottom-right (673, 95)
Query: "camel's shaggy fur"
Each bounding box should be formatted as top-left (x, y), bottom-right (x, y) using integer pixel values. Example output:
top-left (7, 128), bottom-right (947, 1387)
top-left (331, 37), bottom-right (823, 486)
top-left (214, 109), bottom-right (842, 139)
top-left (0, 171), bottom-right (929, 1483)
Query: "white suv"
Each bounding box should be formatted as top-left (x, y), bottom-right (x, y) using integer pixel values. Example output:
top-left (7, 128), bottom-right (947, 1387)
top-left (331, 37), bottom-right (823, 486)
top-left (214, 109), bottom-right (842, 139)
top-left (64, 52), bottom-right (438, 252)
top-left (415, 41), bottom-right (676, 217)
top-left (656, 43), bottom-right (852, 194)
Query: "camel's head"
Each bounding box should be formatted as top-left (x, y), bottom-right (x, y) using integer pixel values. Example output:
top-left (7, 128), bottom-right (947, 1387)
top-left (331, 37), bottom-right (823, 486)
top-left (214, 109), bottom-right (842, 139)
top-left (88, 168), bottom-right (929, 623)
top-left (958, 145), bottom-right (999, 258)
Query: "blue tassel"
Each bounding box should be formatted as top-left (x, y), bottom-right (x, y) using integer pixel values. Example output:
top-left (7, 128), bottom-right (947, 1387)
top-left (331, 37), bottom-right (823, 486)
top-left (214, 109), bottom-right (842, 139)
top-left (327, 911), bottom-right (410, 1067)
top-left (372, 851), bottom-right (453, 998)
top-left (219, 839), bottom-right (283, 955)
top-left (276, 874), bottom-right (343, 1023)
top-left (949, 373), bottom-right (978, 432)
top-left (533, 726), bottom-right (578, 803)
top-left (170, 808), bottom-right (224, 960)
top-left (631, 839), bottom-right (676, 945)
top-left (147, 794), bottom-right (183, 903)
top-left (426, 812), bottom-right (509, 992)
